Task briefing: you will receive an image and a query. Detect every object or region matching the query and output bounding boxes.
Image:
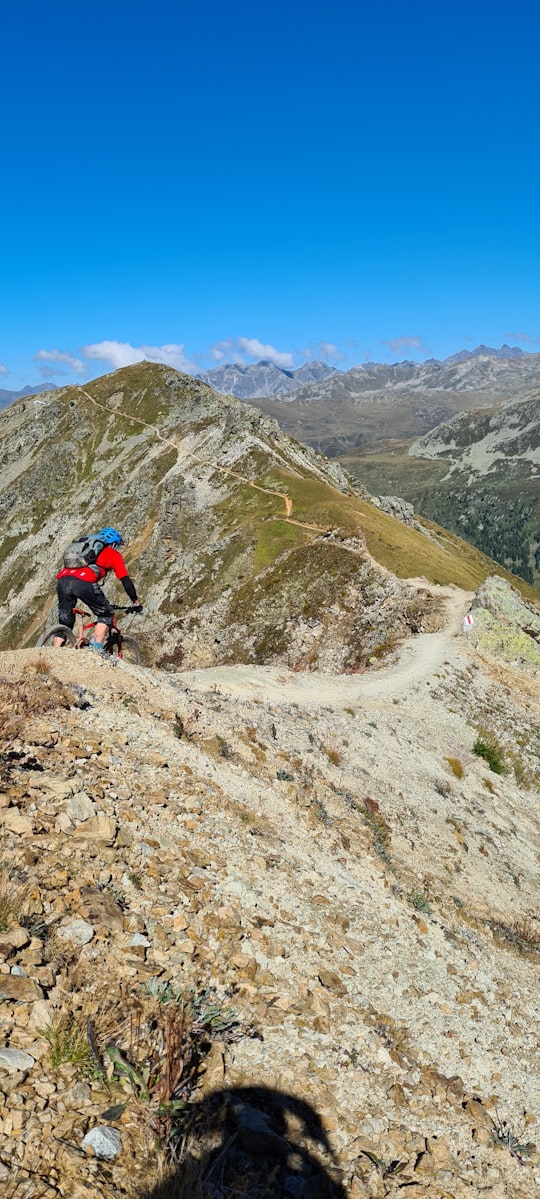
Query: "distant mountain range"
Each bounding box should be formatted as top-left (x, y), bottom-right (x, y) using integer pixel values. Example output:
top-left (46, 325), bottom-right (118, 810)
top-left (196, 345), bottom-right (537, 400)
top-left (196, 359), bottom-right (337, 398)
top-left (0, 382), bottom-right (57, 411)
top-left (264, 349), bottom-right (540, 404)
top-left (0, 346), bottom-right (535, 412)
top-left (444, 343), bottom-right (532, 363)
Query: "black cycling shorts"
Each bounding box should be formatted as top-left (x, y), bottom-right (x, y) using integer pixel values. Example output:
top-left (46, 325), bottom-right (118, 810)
top-left (57, 575), bottom-right (115, 629)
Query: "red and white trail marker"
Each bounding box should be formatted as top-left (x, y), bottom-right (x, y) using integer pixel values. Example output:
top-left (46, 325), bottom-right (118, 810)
top-left (462, 612), bottom-right (475, 631)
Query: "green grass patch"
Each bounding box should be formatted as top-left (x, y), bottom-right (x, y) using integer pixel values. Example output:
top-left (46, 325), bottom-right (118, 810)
top-left (473, 731), bottom-right (506, 774)
top-left (354, 499), bottom-right (539, 596)
top-left (253, 519), bottom-right (310, 569)
top-left (43, 1014), bottom-right (93, 1071)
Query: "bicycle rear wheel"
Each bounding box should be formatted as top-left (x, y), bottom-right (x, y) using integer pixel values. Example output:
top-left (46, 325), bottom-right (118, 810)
top-left (108, 636), bottom-right (142, 665)
top-left (37, 625), bottom-right (77, 648)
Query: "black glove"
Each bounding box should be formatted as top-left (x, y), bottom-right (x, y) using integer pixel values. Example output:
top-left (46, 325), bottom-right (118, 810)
top-left (132, 604), bottom-right (143, 614)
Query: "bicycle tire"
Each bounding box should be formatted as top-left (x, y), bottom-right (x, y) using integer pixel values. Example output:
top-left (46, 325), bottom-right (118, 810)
top-left (37, 625), bottom-right (77, 648)
top-left (108, 636), bottom-right (142, 665)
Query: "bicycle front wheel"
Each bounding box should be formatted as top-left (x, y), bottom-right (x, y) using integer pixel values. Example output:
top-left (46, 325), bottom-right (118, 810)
top-left (37, 625), bottom-right (77, 648)
top-left (109, 636), bottom-right (142, 665)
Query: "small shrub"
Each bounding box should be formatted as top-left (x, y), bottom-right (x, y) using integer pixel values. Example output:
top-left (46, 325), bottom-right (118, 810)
top-left (362, 797), bottom-right (392, 865)
top-left (490, 917), bottom-right (540, 954)
top-left (322, 742), bottom-right (341, 766)
top-left (367, 1012), bottom-right (412, 1063)
top-left (410, 890), bottom-right (433, 915)
top-left (507, 750), bottom-right (537, 790)
top-left (33, 656), bottom-right (50, 676)
top-left (490, 1112), bottom-right (536, 1164)
top-left (0, 867), bottom-right (26, 933)
top-left (473, 732), bottom-right (506, 774)
top-left (311, 799), bottom-right (330, 826)
top-left (173, 708), bottom-right (202, 741)
top-left (44, 1013), bottom-right (93, 1071)
top-left (108, 982), bottom-right (241, 1166)
top-left (216, 735), bottom-right (234, 760)
top-left (445, 756), bottom-right (464, 779)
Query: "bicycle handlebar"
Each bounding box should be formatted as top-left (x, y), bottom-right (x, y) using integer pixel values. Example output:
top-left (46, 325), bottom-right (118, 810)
top-left (115, 605), bottom-right (143, 614)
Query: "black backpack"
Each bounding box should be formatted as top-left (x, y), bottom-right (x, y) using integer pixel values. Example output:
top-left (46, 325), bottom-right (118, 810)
top-left (62, 534), bottom-right (107, 575)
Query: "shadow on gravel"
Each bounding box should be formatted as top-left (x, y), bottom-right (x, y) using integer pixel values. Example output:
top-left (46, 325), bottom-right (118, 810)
top-left (141, 1085), bottom-right (347, 1199)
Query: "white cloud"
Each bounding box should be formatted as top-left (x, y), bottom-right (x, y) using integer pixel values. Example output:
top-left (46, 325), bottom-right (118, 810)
top-left (82, 340), bottom-right (197, 373)
top-left (208, 339), bottom-right (239, 363)
top-left (503, 331), bottom-right (540, 344)
top-left (301, 341), bottom-right (345, 362)
top-left (237, 338), bottom-right (294, 367)
top-left (209, 337), bottom-right (294, 368)
top-left (0, 363), bottom-right (8, 376)
top-left (34, 349), bottom-right (86, 375)
top-left (383, 336), bottom-right (428, 356)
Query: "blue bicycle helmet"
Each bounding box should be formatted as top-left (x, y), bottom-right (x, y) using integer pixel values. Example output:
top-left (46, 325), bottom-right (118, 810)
top-left (98, 526), bottom-right (123, 547)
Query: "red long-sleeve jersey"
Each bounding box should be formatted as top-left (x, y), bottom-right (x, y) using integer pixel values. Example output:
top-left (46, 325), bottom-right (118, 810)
top-left (56, 546), bottom-right (129, 583)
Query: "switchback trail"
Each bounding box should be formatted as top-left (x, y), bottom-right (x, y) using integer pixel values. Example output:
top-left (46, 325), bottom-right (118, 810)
top-left (179, 587), bottom-right (473, 709)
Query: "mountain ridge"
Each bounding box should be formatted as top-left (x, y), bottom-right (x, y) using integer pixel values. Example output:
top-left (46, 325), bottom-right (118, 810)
top-left (0, 362), bottom-right (535, 671)
top-left (196, 358), bottom-right (338, 398)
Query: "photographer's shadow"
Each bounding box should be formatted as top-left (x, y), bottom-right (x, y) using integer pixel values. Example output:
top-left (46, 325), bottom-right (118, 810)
top-left (142, 1085), bottom-right (346, 1198)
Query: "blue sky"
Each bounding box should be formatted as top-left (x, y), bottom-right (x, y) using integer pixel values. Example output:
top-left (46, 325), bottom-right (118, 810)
top-left (2, 0), bottom-right (540, 387)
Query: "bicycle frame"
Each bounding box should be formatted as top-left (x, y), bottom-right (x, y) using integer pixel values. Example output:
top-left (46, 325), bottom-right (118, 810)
top-left (70, 606), bottom-right (125, 655)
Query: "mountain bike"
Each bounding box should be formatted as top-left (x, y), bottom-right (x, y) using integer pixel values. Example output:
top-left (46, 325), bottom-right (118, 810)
top-left (36, 605), bottom-right (142, 664)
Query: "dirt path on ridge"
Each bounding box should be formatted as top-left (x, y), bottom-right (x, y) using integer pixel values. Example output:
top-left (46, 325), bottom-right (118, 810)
top-left (179, 586), bottom-right (473, 709)
top-left (77, 386), bottom-right (323, 530)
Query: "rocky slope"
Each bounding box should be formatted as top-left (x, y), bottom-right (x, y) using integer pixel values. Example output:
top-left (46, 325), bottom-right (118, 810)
top-left (0, 383), bottom-right (56, 413)
top-left (0, 577), bottom-right (539, 1197)
top-left (2, 361), bottom-right (531, 672)
top-left (403, 392), bottom-right (540, 585)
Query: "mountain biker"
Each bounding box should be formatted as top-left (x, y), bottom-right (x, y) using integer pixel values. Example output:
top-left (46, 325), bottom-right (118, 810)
top-left (55, 526), bottom-right (142, 653)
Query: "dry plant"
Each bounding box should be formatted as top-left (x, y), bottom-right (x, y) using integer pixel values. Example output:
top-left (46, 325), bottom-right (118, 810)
top-left (366, 1011), bottom-right (413, 1066)
top-left (445, 756), bottom-right (464, 779)
top-left (322, 742), bottom-right (341, 767)
top-left (489, 916), bottom-right (540, 955)
top-left (0, 865), bottom-right (28, 932)
top-left (32, 655), bottom-right (50, 676)
top-left (0, 674), bottom-right (71, 742)
top-left (104, 982), bottom-right (240, 1175)
top-left (43, 1012), bottom-right (93, 1071)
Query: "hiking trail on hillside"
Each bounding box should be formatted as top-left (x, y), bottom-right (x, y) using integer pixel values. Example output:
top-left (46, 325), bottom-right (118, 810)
top-left (77, 385), bottom-right (326, 532)
top-left (178, 585), bottom-right (472, 706)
